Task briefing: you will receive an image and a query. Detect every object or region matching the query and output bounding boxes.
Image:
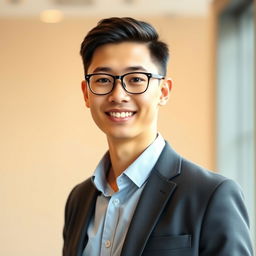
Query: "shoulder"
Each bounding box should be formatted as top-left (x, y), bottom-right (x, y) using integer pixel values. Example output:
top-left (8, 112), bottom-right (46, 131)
top-left (65, 177), bottom-right (94, 211)
top-left (155, 142), bottom-right (244, 200)
top-left (180, 157), bottom-right (227, 186)
top-left (70, 177), bottom-right (94, 195)
top-left (176, 157), bottom-right (243, 200)
top-left (159, 142), bottom-right (245, 209)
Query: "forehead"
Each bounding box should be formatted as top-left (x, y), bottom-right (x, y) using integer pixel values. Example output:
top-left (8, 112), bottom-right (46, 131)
top-left (87, 42), bottom-right (159, 74)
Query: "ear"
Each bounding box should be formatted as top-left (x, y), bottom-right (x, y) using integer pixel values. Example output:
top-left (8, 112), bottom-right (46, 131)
top-left (81, 80), bottom-right (90, 108)
top-left (159, 78), bottom-right (172, 106)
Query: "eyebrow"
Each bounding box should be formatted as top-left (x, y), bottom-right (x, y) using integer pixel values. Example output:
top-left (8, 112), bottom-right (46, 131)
top-left (124, 66), bottom-right (147, 72)
top-left (92, 67), bottom-right (112, 73)
top-left (92, 66), bottom-right (148, 73)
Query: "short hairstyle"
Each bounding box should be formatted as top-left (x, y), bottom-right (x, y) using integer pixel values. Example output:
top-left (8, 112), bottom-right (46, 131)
top-left (80, 17), bottom-right (169, 76)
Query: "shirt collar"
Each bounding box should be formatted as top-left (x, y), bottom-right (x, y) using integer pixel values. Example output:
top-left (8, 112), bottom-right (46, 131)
top-left (91, 152), bottom-right (112, 196)
top-left (91, 133), bottom-right (165, 194)
top-left (122, 133), bottom-right (165, 188)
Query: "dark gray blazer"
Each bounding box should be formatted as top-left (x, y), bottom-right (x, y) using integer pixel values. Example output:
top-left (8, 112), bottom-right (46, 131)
top-left (63, 142), bottom-right (253, 256)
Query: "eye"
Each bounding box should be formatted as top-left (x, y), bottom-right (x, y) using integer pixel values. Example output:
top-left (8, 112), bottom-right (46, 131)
top-left (127, 74), bottom-right (147, 86)
top-left (96, 77), bottom-right (111, 84)
top-left (130, 77), bottom-right (144, 83)
top-left (129, 75), bottom-right (147, 83)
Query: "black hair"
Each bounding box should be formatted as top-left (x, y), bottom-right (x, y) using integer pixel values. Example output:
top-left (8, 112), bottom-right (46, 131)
top-left (80, 17), bottom-right (169, 76)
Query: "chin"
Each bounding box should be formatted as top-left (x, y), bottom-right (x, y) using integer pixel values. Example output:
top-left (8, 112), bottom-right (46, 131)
top-left (107, 133), bottom-right (133, 140)
top-left (104, 129), bottom-right (136, 140)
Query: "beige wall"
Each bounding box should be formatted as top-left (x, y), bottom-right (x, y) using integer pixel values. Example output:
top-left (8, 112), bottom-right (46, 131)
top-left (0, 16), bottom-right (214, 255)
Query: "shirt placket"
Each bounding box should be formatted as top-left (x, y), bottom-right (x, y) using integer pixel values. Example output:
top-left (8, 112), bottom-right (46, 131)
top-left (100, 193), bottom-right (121, 256)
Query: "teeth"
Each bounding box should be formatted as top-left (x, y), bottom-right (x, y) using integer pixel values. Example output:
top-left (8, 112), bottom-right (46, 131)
top-left (109, 112), bottom-right (133, 118)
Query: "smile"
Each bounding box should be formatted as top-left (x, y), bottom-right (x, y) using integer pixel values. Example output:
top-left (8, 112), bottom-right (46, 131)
top-left (109, 111), bottom-right (135, 118)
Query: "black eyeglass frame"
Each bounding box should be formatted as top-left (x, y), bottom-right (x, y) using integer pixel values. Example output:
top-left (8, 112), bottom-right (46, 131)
top-left (85, 72), bottom-right (165, 95)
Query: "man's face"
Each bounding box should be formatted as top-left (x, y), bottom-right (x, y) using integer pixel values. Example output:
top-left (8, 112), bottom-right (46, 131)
top-left (81, 42), bottom-right (171, 142)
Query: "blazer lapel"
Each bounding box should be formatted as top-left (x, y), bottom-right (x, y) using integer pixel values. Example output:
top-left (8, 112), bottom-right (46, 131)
top-left (121, 142), bottom-right (182, 256)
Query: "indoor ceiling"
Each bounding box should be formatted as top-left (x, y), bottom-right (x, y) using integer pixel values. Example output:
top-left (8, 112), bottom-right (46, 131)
top-left (0, 0), bottom-right (213, 18)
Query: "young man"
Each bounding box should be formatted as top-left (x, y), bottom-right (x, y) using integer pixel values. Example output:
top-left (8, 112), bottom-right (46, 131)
top-left (63, 17), bottom-right (253, 256)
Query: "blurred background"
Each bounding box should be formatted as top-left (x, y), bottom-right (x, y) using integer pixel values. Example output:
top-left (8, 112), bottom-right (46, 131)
top-left (0, 0), bottom-right (255, 254)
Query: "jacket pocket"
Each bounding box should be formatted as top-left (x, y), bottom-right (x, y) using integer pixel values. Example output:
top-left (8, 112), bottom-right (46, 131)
top-left (144, 234), bottom-right (191, 251)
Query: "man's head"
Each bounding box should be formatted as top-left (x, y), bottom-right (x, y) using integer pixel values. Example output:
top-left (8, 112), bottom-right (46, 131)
top-left (80, 17), bottom-right (169, 76)
top-left (80, 17), bottom-right (172, 143)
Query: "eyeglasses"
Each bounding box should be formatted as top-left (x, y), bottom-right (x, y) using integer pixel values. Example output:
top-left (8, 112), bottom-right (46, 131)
top-left (85, 72), bottom-right (165, 95)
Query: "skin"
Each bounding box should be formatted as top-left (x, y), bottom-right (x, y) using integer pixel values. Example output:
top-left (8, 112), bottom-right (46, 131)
top-left (81, 42), bottom-right (172, 191)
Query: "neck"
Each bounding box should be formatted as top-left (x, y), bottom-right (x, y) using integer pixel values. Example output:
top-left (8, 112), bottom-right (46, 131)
top-left (106, 131), bottom-right (157, 185)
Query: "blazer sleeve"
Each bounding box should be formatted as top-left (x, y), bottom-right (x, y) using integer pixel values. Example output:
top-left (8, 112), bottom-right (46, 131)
top-left (199, 179), bottom-right (254, 255)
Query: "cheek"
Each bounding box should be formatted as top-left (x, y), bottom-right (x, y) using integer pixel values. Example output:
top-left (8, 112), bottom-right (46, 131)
top-left (139, 96), bottom-right (160, 118)
top-left (141, 91), bottom-right (161, 110)
top-left (90, 106), bottom-right (103, 128)
top-left (87, 95), bottom-right (99, 109)
top-left (89, 98), bottom-right (105, 120)
top-left (90, 102), bottom-right (100, 117)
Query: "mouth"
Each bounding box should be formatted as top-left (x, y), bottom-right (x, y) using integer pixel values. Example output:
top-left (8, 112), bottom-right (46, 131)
top-left (105, 110), bottom-right (136, 120)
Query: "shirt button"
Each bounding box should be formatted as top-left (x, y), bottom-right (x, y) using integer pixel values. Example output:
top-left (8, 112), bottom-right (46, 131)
top-left (113, 198), bottom-right (120, 206)
top-left (105, 240), bottom-right (111, 248)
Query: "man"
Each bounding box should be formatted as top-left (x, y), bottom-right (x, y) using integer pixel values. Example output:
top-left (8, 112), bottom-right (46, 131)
top-left (63, 17), bottom-right (253, 256)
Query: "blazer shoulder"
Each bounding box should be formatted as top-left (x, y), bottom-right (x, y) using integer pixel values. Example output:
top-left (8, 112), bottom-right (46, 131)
top-left (159, 142), bottom-right (228, 188)
top-left (66, 177), bottom-right (94, 206)
top-left (173, 157), bottom-right (247, 207)
top-left (64, 177), bottom-right (96, 219)
top-left (180, 157), bottom-right (229, 187)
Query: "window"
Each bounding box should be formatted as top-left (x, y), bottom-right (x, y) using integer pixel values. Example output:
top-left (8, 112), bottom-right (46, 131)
top-left (216, 0), bottom-right (255, 247)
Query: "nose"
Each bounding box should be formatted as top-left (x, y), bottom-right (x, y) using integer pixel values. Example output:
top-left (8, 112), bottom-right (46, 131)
top-left (107, 79), bottom-right (130, 103)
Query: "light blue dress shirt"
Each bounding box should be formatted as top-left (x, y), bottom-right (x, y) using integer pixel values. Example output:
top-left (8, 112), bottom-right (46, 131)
top-left (83, 134), bottom-right (165, 256)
